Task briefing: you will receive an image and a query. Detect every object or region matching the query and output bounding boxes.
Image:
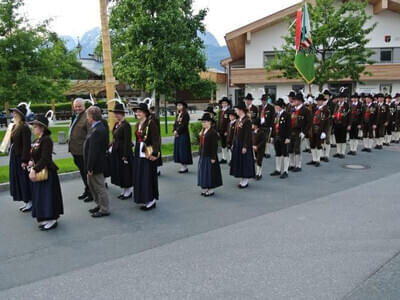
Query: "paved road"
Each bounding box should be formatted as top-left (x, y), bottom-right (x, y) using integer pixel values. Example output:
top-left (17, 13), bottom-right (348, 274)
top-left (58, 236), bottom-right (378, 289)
top-left (0, 145), bottom-right (400, 299)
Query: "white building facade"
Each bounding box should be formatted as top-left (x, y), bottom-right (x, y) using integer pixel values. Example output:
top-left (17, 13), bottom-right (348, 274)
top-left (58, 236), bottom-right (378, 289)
top-left (221, 0), bottom-right (400, 105)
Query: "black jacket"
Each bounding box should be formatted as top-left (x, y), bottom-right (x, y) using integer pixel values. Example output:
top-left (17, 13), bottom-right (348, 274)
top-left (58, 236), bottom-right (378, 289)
top-left (11, 123), bottom-right (31, 163)
top-left (348, 102), bottom-right (364, 127)
top-left (258, 104), bottom-right (275, 129)
top-left (31, 134), bottom-right (58, 172)
top-left (272, 111), bottom-right (291, 140)
top-left (134, 118), bottom-right (161, 157)
top-left (217, 109), bottom-right (230, 135)
top-left (199, 128), bottom-right (219, 160)
top-left (111, 120), bottom-right (133, 158)
top-left (233, 116), bottom-right (252, 148)
top-left (173, 110), bottom-right (190, 135)
top-left (84, 122), bottom-right (108, 174)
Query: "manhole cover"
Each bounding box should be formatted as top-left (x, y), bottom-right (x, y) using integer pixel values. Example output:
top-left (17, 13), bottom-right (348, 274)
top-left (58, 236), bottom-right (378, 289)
top-left (343, 164), bottom-right (370, 170)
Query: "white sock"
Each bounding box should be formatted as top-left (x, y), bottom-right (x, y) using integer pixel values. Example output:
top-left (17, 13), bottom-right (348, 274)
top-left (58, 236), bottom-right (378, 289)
top-left (241, 178), bottom-right (249, 186)
top-left (336, 144), bottom-right (341, 155)
top-left (207, 189), bottom-right (214, 195)
top-left (265, 143), bottom-right (271, 155)
top-left (295, 154), bottom-right (302, 168)
top-left (43, 220), bottom-right (57, 229)
top-left (305, 138), bottom-right (310, 149)
top-left (124, 187), bottom-right (133, 197)
top-left (311, 149), bottom-right (316, 162)
top-left (316, 149), bottom-right (321, 162)
top-left (221, 148), bottom-right (227, 160)
top-left (342, 143), bottom-right (347, 155)
top-left (157, 167), bottom-right (161, 173)
top-left (146, 199), bottom-right (156, 208)
top-left (354, 140), bottom-right (358, 151)
top-left (289, 153), bottom-right (295, 167)
top-left (325, 144), bottom-right (331, 158)
top-left (256, 165), bottom-right (262, 176)
top-left (180, 164), bottom-right (187, 171)
top-left (283, 157), bottom-right (290, 173)
top-left (363, 138), bottom-right (368, 148)
top-left (228, 149), bottom-right (232, 161)
top-left (275, 157), bottom-right (282, 172)
top-left (24, 201), bottom-right (32, 209)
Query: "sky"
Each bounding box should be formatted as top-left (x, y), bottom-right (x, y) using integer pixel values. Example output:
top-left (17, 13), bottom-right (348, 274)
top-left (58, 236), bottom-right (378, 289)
top-left (22, 0), bottom-right (300, 45)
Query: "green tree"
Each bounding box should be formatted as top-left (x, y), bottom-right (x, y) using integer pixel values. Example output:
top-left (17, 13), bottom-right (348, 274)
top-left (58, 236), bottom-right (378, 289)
top-left (0, 0), bottom-right (87, 108)
top-left (109, 0), bottom-right (207, 115)
top-left (266, 0), bottom-right (376, 91)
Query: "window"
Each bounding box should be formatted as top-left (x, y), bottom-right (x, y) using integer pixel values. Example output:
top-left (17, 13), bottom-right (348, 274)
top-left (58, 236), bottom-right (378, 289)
top-left (380, 49), bottom-right (393, 63)
top-left (264, 86), bottom-right (277, 101)
top-left (292, 85), bottom-right (305, 93)
top-left (263, 51), bottom-right (276, 66)
top-left (380, 84), bottom-right (392, 95)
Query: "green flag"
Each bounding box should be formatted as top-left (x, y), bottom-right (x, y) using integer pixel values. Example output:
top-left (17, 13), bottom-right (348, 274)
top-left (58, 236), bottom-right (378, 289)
top-left (294, 3), bottom-right (315, 84)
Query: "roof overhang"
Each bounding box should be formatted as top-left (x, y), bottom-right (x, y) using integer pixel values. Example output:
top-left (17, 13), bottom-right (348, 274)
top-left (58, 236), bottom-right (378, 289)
top-left (224, 0), bottom-right (400, 62)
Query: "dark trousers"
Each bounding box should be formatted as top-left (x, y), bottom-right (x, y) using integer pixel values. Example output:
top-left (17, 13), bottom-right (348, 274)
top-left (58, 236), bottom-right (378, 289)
top-left (73, 155), bottom-right (90, 194)
top-left (274, 138), bottom-right (289, 157)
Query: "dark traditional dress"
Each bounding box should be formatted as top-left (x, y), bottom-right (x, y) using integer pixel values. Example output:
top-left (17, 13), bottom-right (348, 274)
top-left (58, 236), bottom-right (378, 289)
top-left (133, 119), bottom-right (160, 204)
top-left (110, 120), bottom-right (134, 188)
top-left (310, 105), bottom-right (330, 149)
top-left (9, 123), bottom-right (32, 203)
top-left (252, 129), bottom-right (267, 167)
top-left (230, 116), bottom-right (255, 178)
top-left (217, 109), bottom-right (230, 148)
top-left (348, 102), bottom-right (363, 140)
top-left (149, 112), bottom-right (163, 167)
top-left (173, 110), bottom-right (193, 165)
top-left (333, 102), bottom-right (350, 143)
top-left (197, 128), bottom-right (222, 189)
top-left (31, 135), bottom-right (63, 222)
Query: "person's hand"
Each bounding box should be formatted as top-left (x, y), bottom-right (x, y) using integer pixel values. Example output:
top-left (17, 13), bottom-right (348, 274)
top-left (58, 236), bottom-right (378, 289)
top-left (224, 132), bottom-right (228, 136)
top-left (320, 132), bottom-right (326, 140)
top-left (29, 169), bottom-right (36, 181)
top-left (88, 171), bottom-right (93, 176)
top-left (299, 132), bottom-right (305, 139)
top-left (384, 122), bottom-right (388, 127)
top-left (373, 125), bottom-right (377, 129)
top-left (270, 138), bottom-right (274, 144)
top-left (357, 125), bottom-right (362, 129)
top-left (242, 147), bottom-right (247, 154)
top-left (347, 126), bottom-right (351, 131)
top-left (149, 155), bottom-right (158, 161)
top-left (284, 139), bottom-right (290, 144)
top-left (21, 162), bottom-right (27, 168)
top-left (211, 159), bottom-right (216, 164)
top-left (253, 146), bottom-right (257, 151)
top-left (173, 131), bottom-right (178, 137)
top-left (28, 161), bottom-right (34, 167)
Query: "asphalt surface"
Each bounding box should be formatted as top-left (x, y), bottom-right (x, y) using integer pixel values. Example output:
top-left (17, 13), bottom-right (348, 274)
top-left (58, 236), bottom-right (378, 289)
top-left (0, 144), bottom-right (399, 299)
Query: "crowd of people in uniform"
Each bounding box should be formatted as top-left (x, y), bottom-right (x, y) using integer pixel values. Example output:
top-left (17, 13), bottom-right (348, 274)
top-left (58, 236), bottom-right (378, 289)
top-left (7, 89), bottom-right (400, 231)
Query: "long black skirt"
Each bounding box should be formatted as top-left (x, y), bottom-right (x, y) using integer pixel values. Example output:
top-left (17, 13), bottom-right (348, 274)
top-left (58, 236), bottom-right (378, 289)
top-left (133, 156), bottom-right (159, 204)
top-left (31, 168), bottom-right (63, 221)
top-left (197, 156), bottom-right (223, 189)
top-left (173, 133), bottom-right (193, 165)
top-left (9, 145), bottom-right (31, 203)
top-left (110, 150), bottom-right (134, 188)
top-left (230, 139), bottom-right (255, 179)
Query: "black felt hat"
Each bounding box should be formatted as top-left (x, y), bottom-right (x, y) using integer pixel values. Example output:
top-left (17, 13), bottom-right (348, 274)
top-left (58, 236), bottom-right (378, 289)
top-left (288, 91), bottom-right (296, 98)
top-left (204, 106), bottom-right (216, 116)
top-left (31, 115), bottom-right (51, 135)
top-left (273, 98), bottom-right (286, 108)
top-left (244, 93), bottom-right (254, 101)
top-left (175, 100), bottom-right (188, 108)
top-left (252, 118), bottom-right (261, 127)
top-left (294, 93), bottom-right (304, 102)
top-left (198, 113), bottom-right (213, 122)
top-left (218, 97), bottom-right (231, 106)
top-left (132, 103), bottom-right (150, 115)
top-left (234, 102), bottom-right (248, 112)
top-left (108, 102), bottom-right (127, 113)
top-left (316, 94), bottom-right (325, 101)
top-left (10, 104), bottom-right (28, 120)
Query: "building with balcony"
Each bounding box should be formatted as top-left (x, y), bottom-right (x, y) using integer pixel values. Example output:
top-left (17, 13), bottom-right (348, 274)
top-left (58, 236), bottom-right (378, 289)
top-left (220, 0), bottom-right (400, 105)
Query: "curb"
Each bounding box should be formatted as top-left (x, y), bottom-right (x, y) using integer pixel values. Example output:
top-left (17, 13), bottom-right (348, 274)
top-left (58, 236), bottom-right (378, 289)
top-left (0, 151), bottom-right (200, 193)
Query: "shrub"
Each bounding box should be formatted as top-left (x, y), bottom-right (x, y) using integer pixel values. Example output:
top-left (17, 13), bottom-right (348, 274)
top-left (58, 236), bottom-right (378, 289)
top-left (190, 122), bottom-right (202, 145)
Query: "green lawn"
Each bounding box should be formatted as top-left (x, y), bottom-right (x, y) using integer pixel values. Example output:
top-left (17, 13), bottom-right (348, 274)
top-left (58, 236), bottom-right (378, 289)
top-left (126, 116), bottom-right (176, 123)
top-left (0, 127), bottom-right (69, 142)
top-left (0, 143), bottom-right (199, 184)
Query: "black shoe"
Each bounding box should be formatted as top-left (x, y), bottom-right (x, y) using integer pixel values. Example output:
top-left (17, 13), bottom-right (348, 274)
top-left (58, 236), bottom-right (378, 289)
top-left (306, 161), bottom-right (316, 165)
top-left (280, 172), bottom-right (288, 179)
top-left (339, 154), bottom-right (345, 159)
top-left (331, 144), bottom-right (337, 148)
top-left (377, 145), bottom-right (383, 150)
top-left (255, 175), bottom-right (263, 181)
top-left (179, 169), bottom-right (189, 174)
top-left (141, 202), bottom-right (157, 211)
top-left (201, 192), bottom-right (206, 196)
top-left (88, 206), bottom-right (100, 214)
top-left (321, 157), bottom-right (329, 162)
top-left (121, 193), bottom-right (132, 200)
top-left (84, 196), bottom-right (93, 203)
top-left (157, 171), bottom-right (161, 176)
top-left (333, 153), bottom-right (340, 158)
top-left (374, 145), bottom-right (380, 149)
top-left (238, 184), bottom-right (249, 189)
top-left (78, 192), bottom-right (88, 200)
top-left (40, 221), bottom-right (58, 231)
top-left (288, 166), bottom-right (295, 171)
top-left (303, 149), bottom-right (311, 153)
top-left (361, 148), bottom-right (368, 152)
top-left (91, 211), bottom-right (110, 218)
top-left (204, 191), bottom-right (215, 197)
top-left (219, 159), bottom-right (227, 164)
top-left (20, 206), bottom-right (32, 213)
top-left (265, 154), bottom-right (271, 159)
top-left (270, 171), bottom-right (281, 176)
top-left (293, 167), bottom-right (302, 172)
top-left (383, 143), bottom-right (390, 146)
top-left (105, 182), bottom-right (108, 189)
top-left (366, 148), bottom-right (372, 152)
top-left (315, 162), bottom-right (321, 167)
top-left (117, 194), bottom-right (124, 199)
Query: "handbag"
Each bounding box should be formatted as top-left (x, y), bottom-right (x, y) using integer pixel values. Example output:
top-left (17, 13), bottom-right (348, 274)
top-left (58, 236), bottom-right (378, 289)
top-left (142, 120), bottom-right (160, 160)
top-left (29, 167), bottom-right (48, 182)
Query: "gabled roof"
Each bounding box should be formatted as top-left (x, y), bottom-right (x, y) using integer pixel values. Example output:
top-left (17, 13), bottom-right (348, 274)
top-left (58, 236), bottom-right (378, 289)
top-left (224, 0), bottom-right (400, 62)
